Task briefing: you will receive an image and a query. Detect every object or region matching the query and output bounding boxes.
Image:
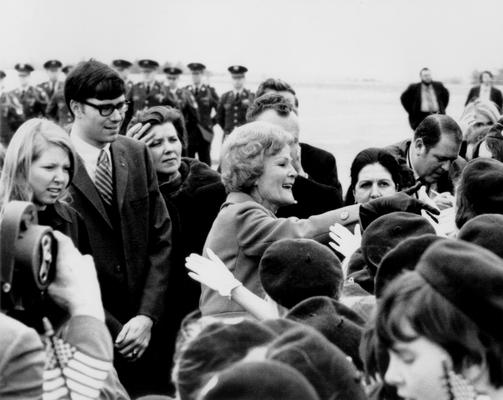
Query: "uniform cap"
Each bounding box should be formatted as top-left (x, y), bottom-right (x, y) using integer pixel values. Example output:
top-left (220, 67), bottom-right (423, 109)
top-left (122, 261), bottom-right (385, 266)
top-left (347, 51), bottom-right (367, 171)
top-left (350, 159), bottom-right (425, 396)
top-left (111, 59), bottom-right (132, 69)
top-left (43, 59), bottom-right (63, 69)
top-left (14, 63), bottom-right (34, 73)
top-left (138, 59), bottom-right (159, 70)
top-left (187, 62), bottom-right (206, 72)
top-left (163, 66), bottom-right (182, 75)
top-left (228, 65), bottom-right (248, 75)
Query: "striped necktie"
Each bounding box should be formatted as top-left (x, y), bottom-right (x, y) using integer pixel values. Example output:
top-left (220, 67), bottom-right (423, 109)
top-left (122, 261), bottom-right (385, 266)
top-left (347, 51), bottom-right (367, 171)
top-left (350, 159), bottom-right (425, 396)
top-left (95, 150), bottom-right (113, 206)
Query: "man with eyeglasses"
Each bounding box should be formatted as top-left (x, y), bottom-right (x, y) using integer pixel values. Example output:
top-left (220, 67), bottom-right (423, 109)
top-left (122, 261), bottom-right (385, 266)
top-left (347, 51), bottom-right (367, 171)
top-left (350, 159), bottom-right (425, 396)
top-left (65, 59), bottom-right (173, 397)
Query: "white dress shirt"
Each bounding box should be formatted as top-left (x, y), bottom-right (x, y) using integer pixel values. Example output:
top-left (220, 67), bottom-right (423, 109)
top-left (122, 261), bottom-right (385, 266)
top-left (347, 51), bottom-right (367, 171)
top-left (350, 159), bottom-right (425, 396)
top-left (71, 133), bottom-right (112, 184)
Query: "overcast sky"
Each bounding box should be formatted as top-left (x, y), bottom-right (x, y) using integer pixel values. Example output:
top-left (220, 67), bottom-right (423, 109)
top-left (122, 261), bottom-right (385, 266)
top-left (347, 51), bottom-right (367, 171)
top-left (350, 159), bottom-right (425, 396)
top-left (2, 0), bottom-right (503, 83)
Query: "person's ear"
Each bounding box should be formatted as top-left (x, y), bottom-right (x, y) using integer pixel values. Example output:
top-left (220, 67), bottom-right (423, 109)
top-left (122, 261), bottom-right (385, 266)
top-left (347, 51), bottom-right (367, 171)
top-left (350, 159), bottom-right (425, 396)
top-left (70, 100), bottom-right (83, 119)
top-left (462, 357), bottom-right (488, 389)
top-left (414, 138), bottom-right (425, 156)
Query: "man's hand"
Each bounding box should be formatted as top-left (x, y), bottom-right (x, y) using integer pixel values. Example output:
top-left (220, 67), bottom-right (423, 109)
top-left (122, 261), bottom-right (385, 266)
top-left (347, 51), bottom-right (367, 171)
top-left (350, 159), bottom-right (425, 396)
top-left (359, 192), bottom-right (440, 229)
top-left (125, 122), bottom-right (152, 144)
top-left (48, 231), bottom-right (104, 321)
top-left (432, 191), bottom-right (454, 210)
top-left (115, 315), bottom-right (153, 361)
top-left (290, 143), bottom-right (308, 178)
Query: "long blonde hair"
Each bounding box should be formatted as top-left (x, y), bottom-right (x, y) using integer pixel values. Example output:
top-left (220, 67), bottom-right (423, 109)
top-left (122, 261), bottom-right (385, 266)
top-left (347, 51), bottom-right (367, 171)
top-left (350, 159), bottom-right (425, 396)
top-left (0, 118), bottom-right (77, 211)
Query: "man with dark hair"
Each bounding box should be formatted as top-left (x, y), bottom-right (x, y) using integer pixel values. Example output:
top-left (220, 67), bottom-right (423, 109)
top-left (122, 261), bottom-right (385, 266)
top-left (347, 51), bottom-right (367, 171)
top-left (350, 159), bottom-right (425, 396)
top-left (386, 114), bottom-right (466, 208)
top-left (465, 70), bottom-right (503, 112)
top-left (216, 65), bottom-right (254, 139)
top-left (400, 67), bottom-right (450, 130)
top-left (246, 92), bottom-right (343, 216)
top-left (65, 59), bottom-right (173, 396)
top-left (255, 78), bottom-right (299, 109)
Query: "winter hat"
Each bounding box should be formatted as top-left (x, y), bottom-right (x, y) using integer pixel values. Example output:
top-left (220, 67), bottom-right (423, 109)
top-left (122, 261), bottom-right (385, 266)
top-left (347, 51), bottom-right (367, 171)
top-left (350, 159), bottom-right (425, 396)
top-left (266, 325), bottom-right (367, 400)
top-left (362, 212), bottom-right (435, 276)
top-left (374, 234), bottom-right (441, 298)
top-left (259, 239), bottom-right (343, 308)
top-left (417, 239), bottom-right (503, 342)
top-left (286, 296), bottom-right (365, 369)
top-left (199, 360), bottom-right (320, 400)
top-left (457, 214), bottom-right (503, 259)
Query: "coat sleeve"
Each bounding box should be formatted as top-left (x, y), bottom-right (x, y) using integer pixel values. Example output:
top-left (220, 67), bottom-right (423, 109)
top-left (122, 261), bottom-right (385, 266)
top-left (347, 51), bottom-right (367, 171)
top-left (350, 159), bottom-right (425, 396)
top-left (0, 320), bottom-right (44, 400)
top-left (441, 84), bottom-right (450, 108)
top-left (235, 203), bottom-right (360, 257)
top-left (138, 146), bottom-right (173, 322)
top-left (216, 92), bottom-right (226, 128)
top-left (400, 85), bottom-right (413, 113)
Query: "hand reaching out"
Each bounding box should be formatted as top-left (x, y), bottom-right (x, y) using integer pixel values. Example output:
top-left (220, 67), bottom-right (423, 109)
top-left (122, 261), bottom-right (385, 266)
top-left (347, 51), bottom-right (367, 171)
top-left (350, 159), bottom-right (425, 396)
top-left (329, 223), bottom-right (361, 278)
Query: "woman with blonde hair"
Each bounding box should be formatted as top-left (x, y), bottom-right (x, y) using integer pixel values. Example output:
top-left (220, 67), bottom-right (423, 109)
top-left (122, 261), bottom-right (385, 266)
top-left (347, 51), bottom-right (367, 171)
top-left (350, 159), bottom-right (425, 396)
top-left (0, 118), bottom-right (89, 251)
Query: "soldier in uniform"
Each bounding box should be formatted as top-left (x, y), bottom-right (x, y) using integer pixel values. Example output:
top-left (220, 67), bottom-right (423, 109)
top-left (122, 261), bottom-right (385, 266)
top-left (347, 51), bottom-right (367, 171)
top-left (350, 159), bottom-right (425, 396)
top-left (46, 64), bottom-right (74, 129)
top-left (38, 59), bottom-right (64, 100)
top-left (111, 59), bottom-right (134, 94)
top-left (216, 65), bottom-right (254, 140)
top-left (184, 62), bottom-right (219, 166)
top-left (11, 63), bottom-right (49, 121)
top-left (163, 66), bottom-right (197, 151)
top-left (0, 70), bottom-right (24, 146)
top-left (129, 59), bottom-right (171, 116)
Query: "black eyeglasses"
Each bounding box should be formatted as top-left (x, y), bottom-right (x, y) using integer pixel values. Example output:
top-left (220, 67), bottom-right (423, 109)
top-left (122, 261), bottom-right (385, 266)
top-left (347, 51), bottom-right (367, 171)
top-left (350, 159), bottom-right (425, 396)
top-left (82, 100), bottom-right (129, 117)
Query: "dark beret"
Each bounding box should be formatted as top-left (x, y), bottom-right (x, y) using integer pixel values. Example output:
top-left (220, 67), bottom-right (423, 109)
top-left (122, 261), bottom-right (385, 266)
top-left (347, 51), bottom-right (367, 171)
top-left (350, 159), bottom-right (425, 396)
top-left (457, 214), bottom-right (503, 259)
top-left (43, 59), bottom-right (62, 69)
top-left (138, 59), bottom-right (159, 69)
top-left (228, 65), bottom-right (248, 75)
top-left (187, 62), bottom-right (206, 71)
top-left (286, 296), bottom-right (365, 370)
top-left (201, 360), bottom-right (319, 400)
top-left (361, 211), bottom-right (435, 276)
top-left (417, 239), bottom-right (503, 342)
top-left (0, 70), bottom-right (5, 79)
top-left (163, 66), bottom-right (182, 75)
top-left (461, 158), bottom-right (503, 217)
top-left (267, 325), bottom-right (367, 400)
top-left (259, 239), bottom-right (343, 308)
top-left (111, 59), bottom-right (132, 69)
top-left (374, 233), bottom-right (441, 298)
top-left (14, 63), bottom-right (34, 73)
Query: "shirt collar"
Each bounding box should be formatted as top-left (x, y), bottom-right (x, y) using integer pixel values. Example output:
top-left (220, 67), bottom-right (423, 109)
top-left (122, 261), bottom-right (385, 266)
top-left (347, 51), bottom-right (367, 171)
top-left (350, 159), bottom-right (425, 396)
top-left (407, 142), bottom-right (420, 180)
top-left (71, 130), bottom-right (111, 165)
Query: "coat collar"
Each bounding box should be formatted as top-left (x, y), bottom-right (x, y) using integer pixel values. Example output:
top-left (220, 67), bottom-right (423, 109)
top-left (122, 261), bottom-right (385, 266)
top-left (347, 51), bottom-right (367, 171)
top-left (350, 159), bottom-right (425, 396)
top-left (223, 192), bottom-right (275, 217)
top-left (71, 139), bottom-right (129, 228)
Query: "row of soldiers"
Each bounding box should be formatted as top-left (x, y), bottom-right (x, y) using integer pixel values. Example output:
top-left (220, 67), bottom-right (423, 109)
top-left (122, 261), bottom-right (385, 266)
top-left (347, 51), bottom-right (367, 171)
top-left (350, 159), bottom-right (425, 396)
top-left (0, 59), bottom-right (255, 164)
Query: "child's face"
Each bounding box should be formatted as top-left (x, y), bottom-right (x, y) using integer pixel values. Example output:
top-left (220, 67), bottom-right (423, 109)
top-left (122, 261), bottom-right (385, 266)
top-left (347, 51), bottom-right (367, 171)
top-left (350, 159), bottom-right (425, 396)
top-left (384, 325), bottom-right (451, 400)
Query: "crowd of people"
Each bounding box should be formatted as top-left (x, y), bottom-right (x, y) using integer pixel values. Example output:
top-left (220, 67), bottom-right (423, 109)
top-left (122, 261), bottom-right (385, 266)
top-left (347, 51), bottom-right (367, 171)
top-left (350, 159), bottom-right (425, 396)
top-left (0, 58), bottom-right (503, 400)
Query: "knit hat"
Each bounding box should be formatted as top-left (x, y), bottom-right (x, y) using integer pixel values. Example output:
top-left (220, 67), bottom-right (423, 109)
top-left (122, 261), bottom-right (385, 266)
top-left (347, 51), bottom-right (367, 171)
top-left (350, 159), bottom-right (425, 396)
top-left (417, 239), bottom-right (503, 342)
top-left (259, 239), bottom-right (343, 309)
top-left (200, 361), bottom-right (320, 400)
top-left (174, 319), bottom-right (277, 400)
top-left (286, 296), bottom-right (365, 370)
top-left (460, 158), bottom-right (503, 217)
top-left (374, 234), bottom-right (441, 298)
top-left (458, 214), bottom-right (503, 259)
top-left (266, 325), bottom-right (367, 400)
top-left (361, 211), bottom-right (435, 277)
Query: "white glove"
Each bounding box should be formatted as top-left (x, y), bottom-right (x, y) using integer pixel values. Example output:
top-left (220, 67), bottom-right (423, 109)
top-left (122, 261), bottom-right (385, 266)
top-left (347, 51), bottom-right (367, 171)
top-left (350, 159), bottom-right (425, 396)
top-left (185, 248), bottom-right (242, 297)
top-left (329, 223), bottom-right (361, 259)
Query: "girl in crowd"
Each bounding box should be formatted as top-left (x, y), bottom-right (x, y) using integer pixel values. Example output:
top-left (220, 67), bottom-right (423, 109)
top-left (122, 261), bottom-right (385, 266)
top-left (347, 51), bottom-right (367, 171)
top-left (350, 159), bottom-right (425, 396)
top-left (471, 122), bottom-right (503, 162)
top-left (0, 118), bottom-right (88, 251)
top-left (375, 239), bottom-right (503, 400)
top-left (345, 147), bottom-right (408, 205)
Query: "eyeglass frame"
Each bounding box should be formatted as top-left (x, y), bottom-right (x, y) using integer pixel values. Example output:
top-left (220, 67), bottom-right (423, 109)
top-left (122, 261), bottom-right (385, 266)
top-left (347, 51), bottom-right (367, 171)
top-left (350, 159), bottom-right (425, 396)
top-left (81, 100), bottom-right (130, 117)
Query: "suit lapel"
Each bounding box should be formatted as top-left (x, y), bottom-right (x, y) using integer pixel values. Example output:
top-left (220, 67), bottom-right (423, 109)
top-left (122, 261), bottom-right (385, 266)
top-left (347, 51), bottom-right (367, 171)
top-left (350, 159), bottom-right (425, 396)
top-left (111, 141), bottom-right (129, 211)
top-left (72, 156), bottom-right (113, 229)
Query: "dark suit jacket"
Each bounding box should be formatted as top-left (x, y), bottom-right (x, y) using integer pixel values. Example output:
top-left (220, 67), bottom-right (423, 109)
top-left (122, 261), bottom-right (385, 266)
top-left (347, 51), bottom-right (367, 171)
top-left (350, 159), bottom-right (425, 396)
top-left (465, 85), bottom-right (503, 111)
top-left (69, 136), bottom-right (172, 328)
top-left (400, 81), bottom-right (450, 129)
top-left (185, 84), bottom-right (219, 143)
top-left (300, 142), bottom-right (343, 195)
top-left (385, 139), bottom-right (466, 194)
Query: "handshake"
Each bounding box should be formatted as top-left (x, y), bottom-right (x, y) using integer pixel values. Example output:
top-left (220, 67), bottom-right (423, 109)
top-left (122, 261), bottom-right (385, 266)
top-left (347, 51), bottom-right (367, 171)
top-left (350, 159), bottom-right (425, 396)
top-left (0, 201), bottom-right (104, 324)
